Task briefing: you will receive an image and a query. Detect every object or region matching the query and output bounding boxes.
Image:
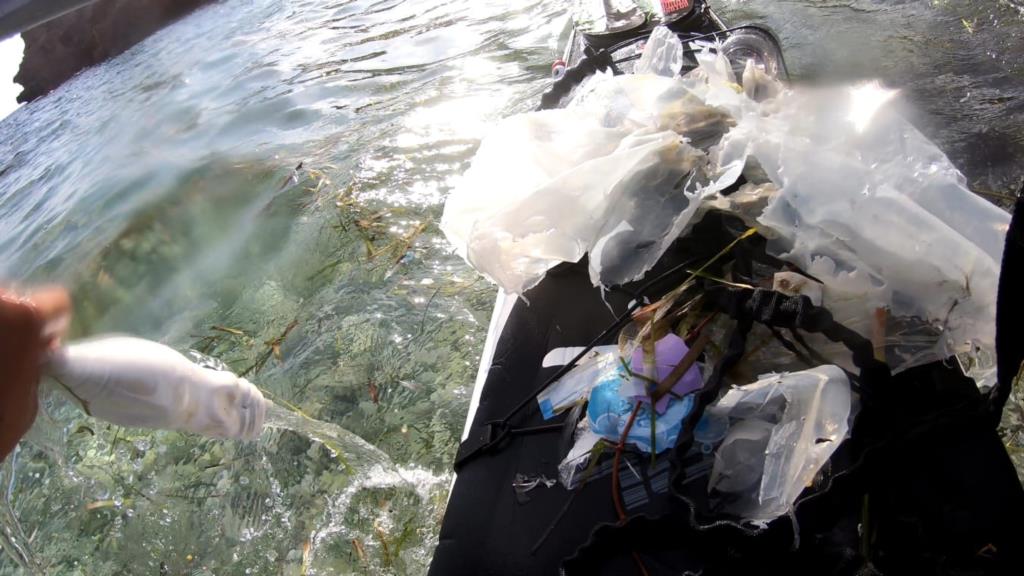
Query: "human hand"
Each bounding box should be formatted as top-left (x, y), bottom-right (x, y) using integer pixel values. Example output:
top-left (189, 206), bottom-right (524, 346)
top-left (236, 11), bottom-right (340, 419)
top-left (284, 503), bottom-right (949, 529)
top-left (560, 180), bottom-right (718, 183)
top-left (0, 287), bottom-right (71, 460)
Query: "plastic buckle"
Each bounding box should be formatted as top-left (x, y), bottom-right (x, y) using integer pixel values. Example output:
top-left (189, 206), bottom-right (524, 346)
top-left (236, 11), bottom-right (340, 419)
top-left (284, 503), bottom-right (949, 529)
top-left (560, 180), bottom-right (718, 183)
top-left (453, 421), bottom-right (507, 471)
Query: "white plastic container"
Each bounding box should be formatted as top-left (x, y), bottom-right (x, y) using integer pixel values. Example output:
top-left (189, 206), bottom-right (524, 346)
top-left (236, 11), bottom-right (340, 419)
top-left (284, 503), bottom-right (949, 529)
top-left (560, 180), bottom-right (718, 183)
top-left (45, 336), bottom-right (268, 440)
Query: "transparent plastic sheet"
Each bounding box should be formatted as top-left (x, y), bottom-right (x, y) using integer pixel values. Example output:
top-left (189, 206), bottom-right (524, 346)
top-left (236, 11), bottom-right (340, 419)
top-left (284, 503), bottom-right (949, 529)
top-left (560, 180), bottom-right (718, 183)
top-left (441, 40), bottom-right (1009, 385)
top-left (558, 425), bottom-right (602, 489)
top-left (706, 73), bottom-right (1009, 384)
top-left (708, 365), bottom-right (853, 522)
top-left (537, 351), bottom-right (620, 420)
top-left (635, 25), bottom-right (684, 77)
top-left (440, 70), bottom-right (728, 294)
top-left (439, 39), bottom-right (743, 296)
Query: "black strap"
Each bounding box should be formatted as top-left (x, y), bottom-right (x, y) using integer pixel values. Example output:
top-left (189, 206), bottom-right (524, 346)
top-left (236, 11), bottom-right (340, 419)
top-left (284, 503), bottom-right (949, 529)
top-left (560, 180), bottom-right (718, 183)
top-left (454, 421), bottom-right (568, 470)
top-left (990, 185), bottom-right (1024, 426)
top-left (704, 287), bottom-right (890, 391)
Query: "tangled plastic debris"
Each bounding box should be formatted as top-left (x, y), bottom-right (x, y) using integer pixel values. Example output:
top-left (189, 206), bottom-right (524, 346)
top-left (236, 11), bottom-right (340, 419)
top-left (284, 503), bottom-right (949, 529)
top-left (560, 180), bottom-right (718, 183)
top-left (587, 369), bottom-right (696, 454)
top-left (441, 33), bottom-right (1008, 386)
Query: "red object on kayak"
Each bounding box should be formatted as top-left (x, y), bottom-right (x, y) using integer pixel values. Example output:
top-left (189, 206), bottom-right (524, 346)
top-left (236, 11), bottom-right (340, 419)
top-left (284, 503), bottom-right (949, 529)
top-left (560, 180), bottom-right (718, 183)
top-left (551, 59), bottom-right (567, 80)
top-left (660, 0), bottom-right (692, 15)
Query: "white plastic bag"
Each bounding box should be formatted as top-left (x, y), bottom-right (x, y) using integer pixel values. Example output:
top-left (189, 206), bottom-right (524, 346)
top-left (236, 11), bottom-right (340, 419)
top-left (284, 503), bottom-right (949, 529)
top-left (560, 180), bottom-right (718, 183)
top-left (441, 71), bottom-right (719, 294)
top-left (635, 25), bottom-right (684, 77)
top-left (708, 365), bottom-right (852, 522)
top-left (46, 336), bottom-right (268, 440)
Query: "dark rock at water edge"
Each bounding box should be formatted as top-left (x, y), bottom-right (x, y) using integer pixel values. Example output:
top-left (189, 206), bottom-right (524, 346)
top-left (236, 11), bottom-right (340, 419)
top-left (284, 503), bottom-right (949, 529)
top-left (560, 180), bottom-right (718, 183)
top-left (14, 0), bottom-right (215, 103)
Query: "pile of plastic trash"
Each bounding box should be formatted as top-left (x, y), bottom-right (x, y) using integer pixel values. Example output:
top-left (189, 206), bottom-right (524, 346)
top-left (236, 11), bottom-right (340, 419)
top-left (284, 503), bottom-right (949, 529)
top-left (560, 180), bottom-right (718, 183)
top-left (442, 27), bottom-right (1010, 523)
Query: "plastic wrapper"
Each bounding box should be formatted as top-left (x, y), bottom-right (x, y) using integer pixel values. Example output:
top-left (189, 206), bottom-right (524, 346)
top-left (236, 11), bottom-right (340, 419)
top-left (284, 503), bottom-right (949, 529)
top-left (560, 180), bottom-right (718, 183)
top-left (586, 366), bottom-right (696, 454)
top-left (635, 25), bottom-right (684, 77)
top-left (708, 365), bottom-right (852, 522)
top-left (537, 350), bottom-right (620, 420)
top-left (622, 332), bottom-right (702, 413)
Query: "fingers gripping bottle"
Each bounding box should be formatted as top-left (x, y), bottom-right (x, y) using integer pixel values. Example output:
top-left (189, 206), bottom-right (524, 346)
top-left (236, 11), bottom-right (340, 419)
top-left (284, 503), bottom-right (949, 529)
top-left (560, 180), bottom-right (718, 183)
top-left (45, 336), bottom-right (268, 440)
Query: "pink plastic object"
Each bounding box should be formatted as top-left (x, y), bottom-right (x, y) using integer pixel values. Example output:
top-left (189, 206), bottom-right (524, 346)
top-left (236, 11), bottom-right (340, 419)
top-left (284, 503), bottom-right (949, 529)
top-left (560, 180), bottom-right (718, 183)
top-left (630, 333), bottom-right (702, 413)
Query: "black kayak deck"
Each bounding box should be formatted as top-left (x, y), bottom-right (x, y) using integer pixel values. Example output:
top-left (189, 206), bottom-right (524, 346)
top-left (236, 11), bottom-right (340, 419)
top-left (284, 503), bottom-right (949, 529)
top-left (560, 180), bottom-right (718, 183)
top-left (430, 220), bottom-right (1024, 575)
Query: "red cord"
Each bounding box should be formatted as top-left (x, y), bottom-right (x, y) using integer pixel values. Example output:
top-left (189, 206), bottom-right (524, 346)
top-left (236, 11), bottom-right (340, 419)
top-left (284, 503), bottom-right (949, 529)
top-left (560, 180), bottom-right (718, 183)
top-left (686, 310), bottom-right (718, 343)
top-left (631, 551), bottom-right (652, 576)
top-left (612, 402), bottom-right (643, 522)
top-left (611, 402), bottom-right (652, 576)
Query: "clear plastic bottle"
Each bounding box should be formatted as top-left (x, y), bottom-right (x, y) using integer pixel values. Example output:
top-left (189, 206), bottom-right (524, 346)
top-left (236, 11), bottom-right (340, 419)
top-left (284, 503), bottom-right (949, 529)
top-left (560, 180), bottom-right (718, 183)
top-left (45, 336), bottom-right (268, 440)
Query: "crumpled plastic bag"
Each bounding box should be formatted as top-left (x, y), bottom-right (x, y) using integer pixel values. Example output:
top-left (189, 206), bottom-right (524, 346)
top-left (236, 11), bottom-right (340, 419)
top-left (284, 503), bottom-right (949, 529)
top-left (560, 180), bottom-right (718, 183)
top-left (708, 365), bottom-right (852, 522)
top-left (703, 72), bottom-right (1008, 383)
top-left (635, 25), bottom-right (684, 77)
top-left (442, 38), bottom-right (1009, 385)
top-left (441, 67), bottom-right (727, 294)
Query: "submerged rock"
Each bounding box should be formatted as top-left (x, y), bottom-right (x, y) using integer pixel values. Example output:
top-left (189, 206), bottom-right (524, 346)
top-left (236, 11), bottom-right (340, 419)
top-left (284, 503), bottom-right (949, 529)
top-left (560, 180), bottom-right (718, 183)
top-left (15, 0), bottom-right (213, 103)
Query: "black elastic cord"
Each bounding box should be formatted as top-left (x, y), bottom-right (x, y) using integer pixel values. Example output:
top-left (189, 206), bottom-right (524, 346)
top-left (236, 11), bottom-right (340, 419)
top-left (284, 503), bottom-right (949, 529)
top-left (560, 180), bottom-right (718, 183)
top-left (789, 328), bottom-right (832, 367)
top-left (613, 46), bottom-right (703, 66)
top-left (705, 287), bottom-right (890, 399)
top-left (768, 326), bottom-right (815, 368)
top-left (508, 423), bottom-right (566, 436)
top-left (531, 484), bottom-right (585, 555)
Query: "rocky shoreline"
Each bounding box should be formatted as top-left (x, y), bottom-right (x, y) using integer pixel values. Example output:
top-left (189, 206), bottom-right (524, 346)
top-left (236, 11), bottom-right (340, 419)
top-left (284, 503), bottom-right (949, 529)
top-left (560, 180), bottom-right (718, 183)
top-left (15, 0), bottom-right (214, 103)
